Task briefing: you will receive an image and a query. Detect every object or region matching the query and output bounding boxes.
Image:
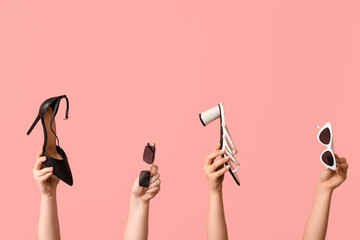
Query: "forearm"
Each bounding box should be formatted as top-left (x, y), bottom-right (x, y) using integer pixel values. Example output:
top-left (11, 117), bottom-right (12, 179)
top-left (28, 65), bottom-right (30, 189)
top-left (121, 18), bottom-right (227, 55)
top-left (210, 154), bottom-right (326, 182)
top-left (207, 190), bottom-right (228, 240)
top-left (303, 184), bottom-right (333, 240)
top-left (39, 194), bottom-right (61, 240)
top-left (124, 196), bottom-right (150, 240)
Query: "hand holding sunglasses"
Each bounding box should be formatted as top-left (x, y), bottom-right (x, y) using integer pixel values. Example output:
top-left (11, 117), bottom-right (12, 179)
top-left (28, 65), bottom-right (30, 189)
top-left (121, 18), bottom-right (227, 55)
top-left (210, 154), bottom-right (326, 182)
top-left (129, 143), bottom-right (161, 204)
top-left (204, 142), bottom-right (232, 192)
top-left (318, 153), bottom-right (349, 191)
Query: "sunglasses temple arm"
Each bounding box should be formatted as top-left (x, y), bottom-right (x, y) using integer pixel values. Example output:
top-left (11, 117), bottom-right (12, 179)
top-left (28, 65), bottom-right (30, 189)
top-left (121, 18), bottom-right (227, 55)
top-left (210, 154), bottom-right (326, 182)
top-left (228, 154), bottom-right (240, 173)
top-left (223, 125), bottom-right (238, 154)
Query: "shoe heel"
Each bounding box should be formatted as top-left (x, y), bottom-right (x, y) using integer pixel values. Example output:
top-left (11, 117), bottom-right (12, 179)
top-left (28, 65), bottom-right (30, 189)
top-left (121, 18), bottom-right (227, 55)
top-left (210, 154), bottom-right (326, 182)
top-left (27, 115), bottom-right (40, 135)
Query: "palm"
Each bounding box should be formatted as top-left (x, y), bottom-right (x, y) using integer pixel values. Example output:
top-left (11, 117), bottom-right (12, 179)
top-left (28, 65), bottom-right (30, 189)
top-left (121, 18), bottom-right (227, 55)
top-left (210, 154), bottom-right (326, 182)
top-left (217, 166), bottom-right (225, 182)
top-left (39, 174), bottom-right (60, 195)
top-left (131, 178), bottom-right (155, 202)
top-left (319, 168), bottom-right (346, 190)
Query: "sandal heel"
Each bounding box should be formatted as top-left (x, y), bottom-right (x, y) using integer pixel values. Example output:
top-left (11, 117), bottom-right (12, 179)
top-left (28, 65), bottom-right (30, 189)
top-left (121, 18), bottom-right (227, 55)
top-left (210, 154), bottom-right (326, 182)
top-left (27, 115), bottom-right (40, 135)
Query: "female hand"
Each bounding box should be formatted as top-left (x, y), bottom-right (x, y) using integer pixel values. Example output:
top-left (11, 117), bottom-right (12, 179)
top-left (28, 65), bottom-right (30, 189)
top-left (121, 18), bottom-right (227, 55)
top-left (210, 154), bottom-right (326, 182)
top-left (204, 143), bottom-right (231, 193)
top-left (131, 165), bottom-right (161, 203)
top-left (33, 150), bottom-right (60, 197)
top-left (318, 154), bottom-right (348, 193)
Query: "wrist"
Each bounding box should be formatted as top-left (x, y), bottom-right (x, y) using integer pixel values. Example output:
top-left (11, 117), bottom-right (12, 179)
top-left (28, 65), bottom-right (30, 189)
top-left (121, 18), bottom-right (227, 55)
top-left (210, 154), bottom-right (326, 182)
top-left (209, 188), bottom-right (223, 196)
top-left (131, 194), bottom-right (150, 207)
top-left (209, 183), bottom-right (223, 194)
top-left (41, 192), bottom-right (57, 200)
top-left (317, 183), bottom-right (334, 196)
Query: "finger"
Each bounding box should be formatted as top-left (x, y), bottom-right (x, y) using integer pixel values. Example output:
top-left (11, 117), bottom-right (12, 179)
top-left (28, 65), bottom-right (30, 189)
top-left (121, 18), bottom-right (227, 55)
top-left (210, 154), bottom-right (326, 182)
top-left (34, 156), bottom-right (47, 170)
top-left (146, 186), bottom-right (160, 194)
top-left (150, 165), bottom-right (158, 175)
top-left (213, 142), bottom-right (221, 152)
top-left (35, 150), bottom-right (43, 159)
top-left (337, 162), bottom-right (348, 171)
top-left (215, 164), bottom-right (231, 178)
top-left (38, 171), bottom-right (53, 182)
top-left (150, 172), bottom-right (160, 184)
top-left (335, 156), bottom-right (346, 164)
top-left (205, 149), bottom-right (226, 166)
top-left (337, 165), bottom-right (348, 180)
top-left (148, 179), bottom-right (161, 189)
top-left (210, 156), bottom-right (230, 171)
top-left (34, 167), bottom-right (53, 177)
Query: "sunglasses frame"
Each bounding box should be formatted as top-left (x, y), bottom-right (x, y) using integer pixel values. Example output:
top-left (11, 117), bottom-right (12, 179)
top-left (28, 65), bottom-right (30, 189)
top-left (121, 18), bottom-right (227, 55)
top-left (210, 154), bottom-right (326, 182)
top-left (317, 122), bottom-right (336, 171)
top-left (139, 143), bottom-right (156, 188)
top-left (218, 103), bottom-right (240, 185)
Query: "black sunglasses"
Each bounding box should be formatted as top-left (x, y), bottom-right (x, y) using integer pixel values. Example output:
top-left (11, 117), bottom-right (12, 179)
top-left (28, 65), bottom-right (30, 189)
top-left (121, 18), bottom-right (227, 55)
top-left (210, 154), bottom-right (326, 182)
top-left (139, 143), bottom-right (156, 188)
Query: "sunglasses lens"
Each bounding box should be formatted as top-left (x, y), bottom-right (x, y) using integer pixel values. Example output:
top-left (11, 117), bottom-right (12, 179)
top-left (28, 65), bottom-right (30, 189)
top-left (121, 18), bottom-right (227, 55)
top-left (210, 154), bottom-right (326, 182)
top-left (139, 170), bottom-right (151, 188)
top-left (322, 150), bottom-right (334, 166)
top-left (319, 128), bottom-right (331, 145)
top-left (143, 145), bottom-right (155, 164)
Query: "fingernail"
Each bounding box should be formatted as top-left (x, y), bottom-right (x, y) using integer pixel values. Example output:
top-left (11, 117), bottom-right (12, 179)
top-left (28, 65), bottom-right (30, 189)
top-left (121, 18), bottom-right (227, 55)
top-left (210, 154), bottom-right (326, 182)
top-left (217, 142), bottom-right (220, 146)
top-left (226, 165), bottom-right (231, 169)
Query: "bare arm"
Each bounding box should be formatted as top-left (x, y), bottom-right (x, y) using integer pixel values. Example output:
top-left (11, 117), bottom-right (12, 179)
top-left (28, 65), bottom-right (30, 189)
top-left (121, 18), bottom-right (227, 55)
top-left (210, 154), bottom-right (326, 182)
top-left (39, 194), bottom-right (61, 240)
top-left (124, 197), bottom-right (150, 240)
top-left (204, 143), bottom-right (231, 240)
top-left (33, 151), bottom-right (61, 240)
top-left (303, 155), bottom-right (348, 240)
top-left (124, 165), bottom-right (161, 240)
top-left (207, 190), bottom-right (228, 240)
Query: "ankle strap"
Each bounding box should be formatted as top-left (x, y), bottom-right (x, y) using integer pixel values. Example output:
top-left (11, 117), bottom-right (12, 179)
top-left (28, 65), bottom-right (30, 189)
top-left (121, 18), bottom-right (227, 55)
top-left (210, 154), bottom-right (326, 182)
top-left (49, 95), bottom-right (70, 147)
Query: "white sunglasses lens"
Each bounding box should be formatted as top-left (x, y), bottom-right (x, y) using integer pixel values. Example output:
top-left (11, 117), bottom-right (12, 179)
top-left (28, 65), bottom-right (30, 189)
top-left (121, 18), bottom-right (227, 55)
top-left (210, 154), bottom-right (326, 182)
top-left (322, 150), bottom-right (334, 166)
top-left (319, 128), bottom-right (331, 145)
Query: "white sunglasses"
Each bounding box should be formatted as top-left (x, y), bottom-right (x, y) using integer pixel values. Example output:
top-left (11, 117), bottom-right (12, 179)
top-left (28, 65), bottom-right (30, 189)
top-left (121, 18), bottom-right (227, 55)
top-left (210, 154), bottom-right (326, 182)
top-left (317, 122), bottom-right (336, 171)
top-left (219, 103), bottom-right (240, 172)
top-left (200, 103), bottom-right (240, 185)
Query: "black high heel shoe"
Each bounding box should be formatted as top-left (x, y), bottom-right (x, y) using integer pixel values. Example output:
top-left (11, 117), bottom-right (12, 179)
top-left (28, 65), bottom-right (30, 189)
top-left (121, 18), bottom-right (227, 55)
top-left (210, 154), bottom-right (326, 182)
top-left (27, 95), bottom-right (73, 186)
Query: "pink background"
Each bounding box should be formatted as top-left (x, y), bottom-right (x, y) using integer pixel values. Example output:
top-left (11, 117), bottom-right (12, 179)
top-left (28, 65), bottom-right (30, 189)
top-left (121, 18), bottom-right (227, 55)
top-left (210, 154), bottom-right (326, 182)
top-left (0, 0), bottom-right (359, 239)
